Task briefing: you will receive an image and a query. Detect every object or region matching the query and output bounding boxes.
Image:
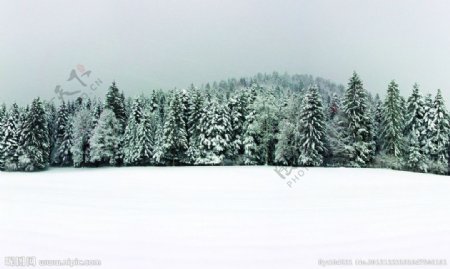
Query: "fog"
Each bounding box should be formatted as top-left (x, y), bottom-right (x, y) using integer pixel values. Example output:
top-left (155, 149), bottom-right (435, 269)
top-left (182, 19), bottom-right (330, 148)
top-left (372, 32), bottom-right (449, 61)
top-left (1, 0), bottom-right (450, 104)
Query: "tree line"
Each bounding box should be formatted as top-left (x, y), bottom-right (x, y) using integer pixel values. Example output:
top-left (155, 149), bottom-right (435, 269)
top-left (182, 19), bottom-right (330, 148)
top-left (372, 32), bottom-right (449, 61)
top-left (0, 72), bottom-right (448, 174)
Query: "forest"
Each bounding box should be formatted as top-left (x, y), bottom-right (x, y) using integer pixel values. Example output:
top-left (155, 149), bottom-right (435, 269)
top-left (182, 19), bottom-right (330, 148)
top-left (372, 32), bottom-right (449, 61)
top-left (0, 72), bottom-right (448, 175)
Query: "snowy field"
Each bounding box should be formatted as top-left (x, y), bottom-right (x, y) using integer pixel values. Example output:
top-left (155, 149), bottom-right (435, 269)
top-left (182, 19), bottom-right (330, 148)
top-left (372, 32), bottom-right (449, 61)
top-left (1, 167), bottom-right (450, 268)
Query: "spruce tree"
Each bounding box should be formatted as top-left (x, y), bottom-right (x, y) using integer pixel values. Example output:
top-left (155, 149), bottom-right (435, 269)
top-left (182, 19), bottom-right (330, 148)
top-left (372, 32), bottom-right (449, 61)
top-left (429, 90), bottom-right (449, 174)
top-left (186, 89), bottom-right (204, 162)
top-left (342, 72), bottom-right (374, 167)
top-left (252, 88), bottom-right (278, 165)
top-left (89, 109), bottom-right (122, 166)
top-left (134, 111), bottom-right (158, 165)
top-left (406, 131), bottom-right (427, 173)
top-left (329, 93), bottom-right (340, 119)
top-left (19, 98), bottom-right (50, 171)
top-left (297, 85), bottom-right (326, 166)
top-left (52, 102), bottom-right (69, 165)
top-left (242, 109), bottom-right (260, 165)
top-left (0, 104), bottom-right (21, 171)
top-left (196, 100), bottom-right (231, 165)
top-left (123, 98), bottom-right (145, 165)
top-left (105, 82), bottom-right (127, 130)
top-left (381, 80), bottom-right (405, 157)
top-left (71, 108), bottom-right (94, 167)
top-left (162, 92), bottom-right (188, 165)
top-left (405, 84), bottom-right (425, 136)
top-left (421, 94), bottom-right (435, 159)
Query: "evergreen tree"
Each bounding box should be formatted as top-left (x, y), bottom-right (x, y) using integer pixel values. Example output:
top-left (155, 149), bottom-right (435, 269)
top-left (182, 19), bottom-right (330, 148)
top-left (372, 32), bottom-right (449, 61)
top-left (71, 108), bottom-right (94, 167)
top-left (372, 94), bottom-right (383, 153)
top-left (0, 104), bottom-right (21, 171)
top-left (329, 92), bottom-right (340, 119)
top-left (186, 89), bottom-right (204, 162)
top-left (149, 90), bottom-right (159, 113)
top-left (105, 82), bottom-right (127, 130)
top-left (405, 84), bottom-right (425, 136)
top-left (297, 85), bottom-right (326, 166)
top-left (90, 109), bottom-right (122, 166)
top-left (196, 100), bottom-right (231, 165)
top-left (242, 109), bottom-right (260, 165)
top-left (227, 92), bottom-right (248, 159)
top-left (429, 90), bottom-right (449, 174)
top-left (52, 102), bottom-right (70, 165)
top-left (406, 131), bottom-right (427, 173)
top-left (381, 80), bottom-right (405, 157)
top-left (275, 119), bottom-right (297, 165)
top-left (58, 118), bottom-right (74, 166)
top-left (123, 98), bottom-right (145, 165)
top-left (162, 92), bottom-right (188, 165)
top-left (0, 104), bottom-right (5, 169)
top-left (252, 88), bottom-right (279, 165)
top-left (19, 98), bottom-right (50, 171)
top-left (341, 72), bottom-right (375, 167)
top-left (133, 111), bottom-right (158, 165)
top-left (421, 94), bottom-right (435, 158)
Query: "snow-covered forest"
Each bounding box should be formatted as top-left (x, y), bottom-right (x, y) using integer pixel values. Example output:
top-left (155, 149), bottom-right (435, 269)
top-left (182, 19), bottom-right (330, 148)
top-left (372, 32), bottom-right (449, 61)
top-left (0, 72), bottom-right (449, 175)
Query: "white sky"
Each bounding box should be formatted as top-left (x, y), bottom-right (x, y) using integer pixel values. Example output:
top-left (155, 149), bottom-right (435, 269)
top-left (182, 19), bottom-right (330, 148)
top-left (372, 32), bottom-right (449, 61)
top-left (1, 0), bottom-right (450, 104)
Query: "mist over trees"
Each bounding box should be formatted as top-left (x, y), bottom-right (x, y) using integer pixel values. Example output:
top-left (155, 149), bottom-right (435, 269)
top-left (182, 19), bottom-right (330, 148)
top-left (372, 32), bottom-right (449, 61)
top-left (0, 72), bottom-right (449, 175)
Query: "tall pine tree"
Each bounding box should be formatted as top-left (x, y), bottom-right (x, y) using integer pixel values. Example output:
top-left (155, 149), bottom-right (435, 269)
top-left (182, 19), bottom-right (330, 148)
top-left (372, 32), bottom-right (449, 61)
top-left (381, 80), bottom-right (405, 157)
top-left (19, 98), bottom-right (50, 171)
top-left (342, 72), bottom-right (375, 167)
top-left (297, 85), bottom-right (326, 166)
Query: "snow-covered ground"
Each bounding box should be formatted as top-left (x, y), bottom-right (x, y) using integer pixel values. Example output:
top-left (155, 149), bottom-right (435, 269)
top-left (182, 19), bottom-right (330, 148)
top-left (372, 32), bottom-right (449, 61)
top-left (1, 167), bottom-right (449, 268)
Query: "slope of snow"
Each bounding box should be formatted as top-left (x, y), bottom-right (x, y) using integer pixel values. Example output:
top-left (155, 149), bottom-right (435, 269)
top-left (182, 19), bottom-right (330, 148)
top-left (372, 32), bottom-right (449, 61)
top-left (1, 167), bottom-right (449, 268)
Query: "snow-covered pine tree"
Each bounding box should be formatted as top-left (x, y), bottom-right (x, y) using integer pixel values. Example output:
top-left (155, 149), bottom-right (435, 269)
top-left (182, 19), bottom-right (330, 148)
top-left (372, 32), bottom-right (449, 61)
top-left (91, 100), bottom-right (103, 126)
top-left (0, 104), bottom-right (21, 171)
top-left (0, 104), bottom-right (6, 122)
top-left (152, 118), bottom-right (165, 165)
top-left (0, 104), bottom-right (5, 169)
top-left (196, 99), bottom-right (231, 165)
top-left (429, 89), bottom-right (450, 174)
top-left (341, 72), bottom-right (375, 167)
top-left (381, 80), bottom-right (405, 158)
top-left (71, 108), bottom-right (94, 167)
top-left (44, 102), bottom-right (57, 162)
top-left (52, 102), bottom-right (69, 165)
top-left (105, 82), bottom-right (127, 131)
top-left (406, 130), bottom-right (427, 173)
top-left (123, 97), bottom-right (145, 165)
top-left (149, 90), bottom-right (159, 113)
top-left (179, 89), bottom-right (191, 143)
top-left (242, 109), bottom-right (260, 165)
top-left (275, 91), bottom-right (302, 166)
top-left (134, 111), bottom-right (158, 165)
top-left (162, 92), bottom-right (188, 165)
top-left (89, 109), bottom-right (122, 166)
top-left (297, 85), bottom-right (326, 166)
top-left (372, 94), bottom-right (383, 153)
top-left (227, 96), bottom-right (242, 159)
top-left (186, 88), bottom-right (204, 162)
top-left (405, 84), bottom-right (425, 136)
top-left (420, 94), bottom-right (434, 158)
top-left (252, 87), bottom-right (279, 165)
top-left (19, 98), bottom-right (50, 171)
top-left (329, 92), bottom-right (340, 119)
top-left (58, 117), bottom-right (74, 166)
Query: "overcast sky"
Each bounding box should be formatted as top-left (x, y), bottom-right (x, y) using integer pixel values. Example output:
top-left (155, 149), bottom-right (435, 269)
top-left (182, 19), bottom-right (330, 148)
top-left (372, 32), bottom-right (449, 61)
top-left (1, 0), bottom-right (450, 104)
